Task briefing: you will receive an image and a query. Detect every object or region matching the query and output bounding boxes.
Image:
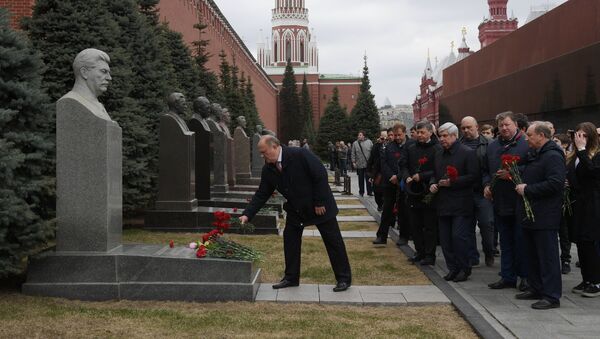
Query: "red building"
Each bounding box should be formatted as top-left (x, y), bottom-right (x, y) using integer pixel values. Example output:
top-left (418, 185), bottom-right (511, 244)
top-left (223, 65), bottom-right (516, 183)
top-left (413, 0), bottom-right (516, 125)
top-left (257, 0), bottom-right (361, 127)
top-left (0, 0), bottom-right (280, 132)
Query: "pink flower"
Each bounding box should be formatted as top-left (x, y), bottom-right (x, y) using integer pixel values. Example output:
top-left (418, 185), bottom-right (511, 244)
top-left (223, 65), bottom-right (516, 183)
top-left (189, 242), bottom-right (198, 249)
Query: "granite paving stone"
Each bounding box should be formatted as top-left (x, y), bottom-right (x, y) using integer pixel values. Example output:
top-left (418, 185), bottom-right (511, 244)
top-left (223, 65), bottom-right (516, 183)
top-left (337, 216), bottom-right (376, 222)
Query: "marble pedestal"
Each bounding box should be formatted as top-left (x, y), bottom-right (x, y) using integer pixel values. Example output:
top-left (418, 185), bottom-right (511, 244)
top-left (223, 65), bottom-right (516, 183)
top-left (23, 245), bottom-right (260, 302)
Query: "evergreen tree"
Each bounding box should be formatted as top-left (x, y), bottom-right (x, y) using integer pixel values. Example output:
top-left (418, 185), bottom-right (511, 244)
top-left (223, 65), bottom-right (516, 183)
top-left (279, 59), bottom-right (300, 142)
top-left (316, 87), bottom-right (348, 158)
top-left (161, 26), bottom-right (200, 100)
top-left (191, 21), bottom-right (221, 103)
top-left (0, 9), bottom-right (54, 277)
top-left (244, 76), bottom-right (264, 135)
top-left (225, 60), bottom-right (246, 132)
top-left (218, 50), bottom-right (232, 103)
top-left (300, 74), bottom-right (316, 145)
top-left (349, 57), bottom-right (380, 141)
top-left (24, 0), bottom-right (177, 214)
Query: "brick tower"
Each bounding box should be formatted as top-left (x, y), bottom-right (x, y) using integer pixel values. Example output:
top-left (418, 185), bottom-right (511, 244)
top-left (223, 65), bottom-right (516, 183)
top-left (478, 0), bottom-right (518, 48)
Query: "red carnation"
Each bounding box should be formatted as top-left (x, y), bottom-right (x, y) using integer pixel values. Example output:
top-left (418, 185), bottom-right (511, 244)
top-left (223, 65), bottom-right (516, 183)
top-left (394, 152), bottom-right (401, 158)
top-left (169, 240), bottom-right (174, 248)
top-left (196, 246), bottom-right (207, 258)
top-left (232, 208), bottom-right (238, 212)
top-left (418, 157), bottom-right (428, 166)
top-left (446, 166), bottom-right (459, 182)
top-left (202, 233), bottom-right (210, 243)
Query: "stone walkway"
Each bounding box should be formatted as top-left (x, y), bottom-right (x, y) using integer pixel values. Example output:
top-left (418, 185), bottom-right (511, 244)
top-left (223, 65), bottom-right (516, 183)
top-left (256, 283), bottom-right (449, 306)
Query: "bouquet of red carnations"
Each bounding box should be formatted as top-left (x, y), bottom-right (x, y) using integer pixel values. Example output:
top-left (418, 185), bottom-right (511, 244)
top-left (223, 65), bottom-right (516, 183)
top-left (500, 155), bottom-right (535, 222)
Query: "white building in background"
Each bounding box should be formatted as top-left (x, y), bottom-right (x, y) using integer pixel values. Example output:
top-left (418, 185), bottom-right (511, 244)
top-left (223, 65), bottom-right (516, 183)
top-left (379, 104), bottom-right (414, 130)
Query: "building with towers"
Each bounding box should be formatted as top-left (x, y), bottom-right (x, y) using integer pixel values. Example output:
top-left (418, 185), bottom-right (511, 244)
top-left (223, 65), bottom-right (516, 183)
top-left (257, 0), bottom-right (361, 127)
top-left (478, 0), bottom-right (519, 48)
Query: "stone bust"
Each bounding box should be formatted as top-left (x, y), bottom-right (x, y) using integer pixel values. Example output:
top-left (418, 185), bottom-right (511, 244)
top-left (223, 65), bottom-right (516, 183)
top-left (167, 92), bottom-right (187, 117)
top-left (193, 96), bottom-right (211, 120)
top-left (62, 48), bottom-right (113, 121)
top-left (236, 116), bottom-right (247, 129)
top-left (220, 108), bottom-right (232, 137)
top-left (210, 103), bottom-right (223, 122)
top-left (256, 124), bottom-right (263, 135)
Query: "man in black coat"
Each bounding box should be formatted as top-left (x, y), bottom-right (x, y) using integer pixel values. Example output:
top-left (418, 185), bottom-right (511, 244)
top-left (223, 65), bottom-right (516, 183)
top-left (240, 135), bottom-right (352, 292)
top-left (400, 121), bottom-right (441, 265)
top-left (515, 122), bottom-right (565, 309)
top-left (430, 123), bottom-right (479, 282)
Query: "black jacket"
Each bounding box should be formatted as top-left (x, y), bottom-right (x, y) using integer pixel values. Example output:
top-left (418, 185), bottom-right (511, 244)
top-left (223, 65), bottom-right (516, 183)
top-left (432, 141), bottom-right (479, 216)
top-left (399, 138), bottom-right (442, 207)
top-left (367, 141), bottom-right (383, 177)
top-left (484, 131), bottom-right (529, 216)
top-left (573, 150), bottom-right (600, 240)
top-left (380, 140), bottom-right (407, 187)
top-left (517, 141), bottom-right (566, 230)
top-left (460, 134), bottom-right (489, 193)
top-left (243, 146), bottom-right (338, 225)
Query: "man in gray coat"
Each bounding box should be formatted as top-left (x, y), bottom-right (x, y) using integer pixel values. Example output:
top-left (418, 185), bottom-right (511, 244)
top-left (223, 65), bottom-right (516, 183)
top-left (352, 131), bottom-right (374, 196)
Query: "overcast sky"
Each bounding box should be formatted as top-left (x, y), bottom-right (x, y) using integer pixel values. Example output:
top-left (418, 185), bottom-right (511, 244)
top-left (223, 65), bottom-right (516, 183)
top-left (212, 0), bottom-right (567, 107)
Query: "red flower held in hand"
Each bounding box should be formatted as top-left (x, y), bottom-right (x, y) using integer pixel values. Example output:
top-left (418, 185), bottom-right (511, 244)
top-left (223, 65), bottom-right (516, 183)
top-left (446, 166), bottom-right (459, 182)
top-left (169, 240), bottom-right (174, 248)
top-left (418, 157), bottom-right (428, 166)
top-left (394, 152), bottom-right (401, 158)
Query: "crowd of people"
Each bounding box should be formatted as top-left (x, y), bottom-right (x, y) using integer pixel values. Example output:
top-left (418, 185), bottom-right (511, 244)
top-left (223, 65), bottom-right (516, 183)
top-left (342, 112), bottom-right (600, 310)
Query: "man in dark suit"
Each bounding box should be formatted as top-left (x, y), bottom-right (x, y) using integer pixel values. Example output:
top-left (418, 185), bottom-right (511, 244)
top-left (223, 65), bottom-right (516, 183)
top-left (515, 121), bottom-right (565, 309)
top-left (240, 135), bottom-right (352, 292)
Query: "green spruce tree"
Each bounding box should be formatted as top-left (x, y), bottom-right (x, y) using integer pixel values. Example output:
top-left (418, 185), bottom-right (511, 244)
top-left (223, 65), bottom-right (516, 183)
top-left (349, 56), bottom-right (380, 140)
top-left (244, 76), bottom-right (264, 135)
top-left (316, 87), bottom-right (348, 158)
top-left (0, 9), bottom-right (55, 277)
top-left (192, 21), bottom-right (221, 103)
top-left (300, 74), bottom-right (316, 145)
top-left (279, 59), bottom-right (300, 142)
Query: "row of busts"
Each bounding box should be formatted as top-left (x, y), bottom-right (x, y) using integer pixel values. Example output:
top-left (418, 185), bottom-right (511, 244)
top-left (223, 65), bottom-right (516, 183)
top-left (167, 92), bottom-right (275, 136)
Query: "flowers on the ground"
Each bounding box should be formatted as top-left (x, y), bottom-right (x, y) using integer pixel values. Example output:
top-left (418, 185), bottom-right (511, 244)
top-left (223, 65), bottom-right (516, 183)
top-left (232, 207), bottom-right (238, 212)
top-left (169, 240), bottom-right (174, 248)
top-left (186, 211), bottom-right (262, 262)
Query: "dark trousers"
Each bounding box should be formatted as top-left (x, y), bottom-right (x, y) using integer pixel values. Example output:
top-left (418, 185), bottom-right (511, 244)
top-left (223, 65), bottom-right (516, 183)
top-left (578, 240), bottom-right (600, 284)
top-left (439, 215), bottom-right (473, 273)
top-left (470, 194), bottom-right (495, 263)
top-left (338, 159), bottom-right (347, 175)
top-left (409, 206), bottom-right (438, 258)
top-left (356, 168), bottom-right (372, 195)
top-left (496, 214), bottom-right (528, 283)
top-left (559, 217), bottom-right (572, 263)
top-left (376, 186), bottom-right (397, 239)
top-left (329, 155), bottom-right (336, 171)
top-left (396, 191), bottom-right (410, 240)
top-left (283, 216), bottom-right (352, 284)
top-left (374, 184), bottom-right (384, 209)
top-left (523, 228), bottom-right (561, 303)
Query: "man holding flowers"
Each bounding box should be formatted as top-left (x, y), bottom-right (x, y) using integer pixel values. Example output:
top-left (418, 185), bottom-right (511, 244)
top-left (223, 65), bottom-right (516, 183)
top-left (483, 111), bottom-right (530, 291)
top-left (430, 123), bottom-right (479, 282)
top-left (513, 122), bottom-right (565, 309)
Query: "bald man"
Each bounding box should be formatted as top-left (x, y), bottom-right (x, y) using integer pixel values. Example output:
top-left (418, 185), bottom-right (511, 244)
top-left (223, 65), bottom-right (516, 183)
top-left (460, 116), bottom-right (495, 268)
top-left (240, 136), bottom-right (352, 292)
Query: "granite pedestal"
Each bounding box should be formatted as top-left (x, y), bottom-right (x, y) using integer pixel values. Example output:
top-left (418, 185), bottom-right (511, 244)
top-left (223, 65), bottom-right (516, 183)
top-left (188, 114), bottom-right (212, 201)
top-left (197, 198), bottom-right (283, 214)
top-left (207, 120), bottom-right (228, 193)
top-left (232, 177), bottom-right (261, 186)
top-left (234, 126), bottom-right (251, 180)
top-left (251, 133), bottom-right (263, 177)
top-left (23, 244), bottom-right (260, 302)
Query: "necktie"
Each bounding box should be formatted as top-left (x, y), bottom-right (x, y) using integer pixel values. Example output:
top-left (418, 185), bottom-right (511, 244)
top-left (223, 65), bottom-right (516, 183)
top-left (276, 161), bottom-right (283, 172)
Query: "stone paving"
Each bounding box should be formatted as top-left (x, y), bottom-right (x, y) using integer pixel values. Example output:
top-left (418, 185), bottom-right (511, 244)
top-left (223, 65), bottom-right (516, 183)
top-left (255, 283), bottom-right (449, 306)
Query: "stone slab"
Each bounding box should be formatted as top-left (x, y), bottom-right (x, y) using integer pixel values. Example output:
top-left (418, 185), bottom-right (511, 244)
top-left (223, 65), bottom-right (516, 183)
top-left (188, 115), bottom-right (212, 201)
top-left (197, 198), bottom-right (283, 213)
top-left (207, 120), bottom-right (228, 192)
top-left (336, 216), bottom-right (376, 222)
top-left (301, 230), bottom-right (376, 238)
top-left (319, 285), bottom-right (363, 305)
top-left (276, 284), bottom-right (319, 303)
top-left (233, 127), bottom-right (251, 178)
top-left (361, 293), bottom-right (408, 306)
top-left (211, 191), bottom-right (285, 202)
top-left (23, 245), bottom-right (261, 302)
top-left (228, 185), bottom-right (259, 192)
top-left (337, 205), bottom-right (367, 210)
top-left (237, 177), bottom-right (261, 186)
top-left (334, 196), bottom-right (359, 201)
top-left (251, 133), bottom-right (263, 177)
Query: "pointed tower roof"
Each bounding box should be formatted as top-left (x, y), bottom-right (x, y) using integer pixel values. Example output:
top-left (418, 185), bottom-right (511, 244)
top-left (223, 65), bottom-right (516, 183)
top-left (458, 27), bottom-right (472, 61)
top-left (424, 49), bottom-right (433, 79)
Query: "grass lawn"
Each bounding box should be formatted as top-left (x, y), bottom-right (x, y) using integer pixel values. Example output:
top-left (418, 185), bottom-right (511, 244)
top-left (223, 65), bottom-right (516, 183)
top-left (0, 292), bottom-right (476, 338)
top-left (123, 230), bottom-right (430, 286)
top-left (336, 209), bottom-right (371, 217)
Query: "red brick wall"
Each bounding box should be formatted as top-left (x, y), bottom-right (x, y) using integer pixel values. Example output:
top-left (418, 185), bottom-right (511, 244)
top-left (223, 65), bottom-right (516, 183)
top-left (158, 0), bottom-right (279, 132)
top-left (0, 0), bottom-right (35, 29)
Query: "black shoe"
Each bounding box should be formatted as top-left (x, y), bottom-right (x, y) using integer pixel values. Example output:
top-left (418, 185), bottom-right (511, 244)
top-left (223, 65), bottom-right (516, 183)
top-left (561, 261), bottom-right (571, 275)
top-left (518, 278), bottom-right (529, 292)
top-left (333, 281), bottom-right (351, 292)
top-left (493, 249), bottom-right (500, 257)
top-left (408, 254), bottom-right (424, 263)
top-left (471, 260), bottom-right (481, 268)
top-left (367, 192), bottom-right (374, 196)
top-left (488, 279), bottom-right (517, 289)
top-left (359, 193), bottom-right (364, 197)
top-left (444, 271), bottom-right (459, 281)
top-left (396, 237), bottom-right (408, 247)
top-left (453, 270), bottom-right (470, 282)
top-left (485, 255), bottom-right (494, 267)
top-left (531, 299), bottom-right (560, 310)
top-left (582, 284), bottom-right (600, 298)
top-left (572, 281), bottom-right (591, 294)
top-left (272, 279), bottom-right (299, 289)
top-left (372, 237), bottom-right (387, 246)
top-left (377, 206), bottom-right (383, 212)
top-left (575, 261), bottom-right (581, 268)
top-left (420, 257), bottom-right (435, 266)
top-left (516, 291), bottom-right (542, 300)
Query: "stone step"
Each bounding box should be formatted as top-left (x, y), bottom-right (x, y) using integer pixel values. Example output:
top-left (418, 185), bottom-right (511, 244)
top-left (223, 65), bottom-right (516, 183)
top-left (228, 185), bottom-right (259, 192)
top-left (197, 198), bottom-right (283, 213)
top-left (337, 205), bottom-right (367, 210)
top-left (301, 230), bottom-right (376, 238)
top-left (337, 216), bottom-right (376, 222)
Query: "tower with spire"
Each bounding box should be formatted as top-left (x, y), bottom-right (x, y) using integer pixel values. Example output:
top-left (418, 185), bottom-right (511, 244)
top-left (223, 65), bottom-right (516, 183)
top-left (478, 0), bottom-right (518, 48)
top-left (257, 0), bottom-right (319, 74)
